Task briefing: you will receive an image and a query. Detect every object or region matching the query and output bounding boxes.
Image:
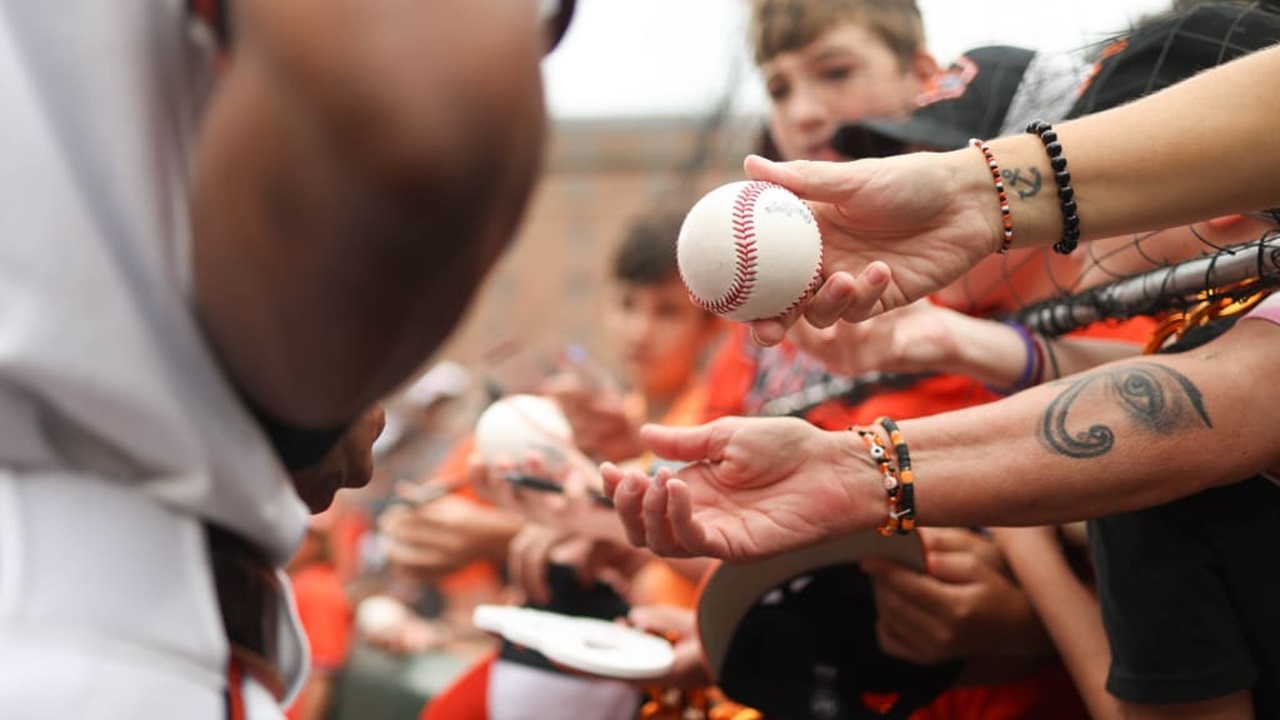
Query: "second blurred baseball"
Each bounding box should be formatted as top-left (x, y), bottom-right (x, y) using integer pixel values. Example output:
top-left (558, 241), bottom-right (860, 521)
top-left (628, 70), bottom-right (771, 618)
top-left (473, 394), bottom-right (574, 466)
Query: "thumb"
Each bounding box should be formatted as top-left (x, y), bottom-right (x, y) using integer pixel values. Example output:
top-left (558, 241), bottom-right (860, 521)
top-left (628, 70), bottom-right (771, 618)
top-left (743, 154), bottom-right (866, 204)
top-left (639, 419), bottom-right (736, 464)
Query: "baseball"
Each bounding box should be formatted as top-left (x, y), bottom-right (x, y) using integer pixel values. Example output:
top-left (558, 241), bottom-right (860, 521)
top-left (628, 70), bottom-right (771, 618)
top-left (473, 394), bottom-right (574, 468)
top-left (356, 595), bottom-right (409, 636)
top-left (677, 180), bottom-right (823, 322)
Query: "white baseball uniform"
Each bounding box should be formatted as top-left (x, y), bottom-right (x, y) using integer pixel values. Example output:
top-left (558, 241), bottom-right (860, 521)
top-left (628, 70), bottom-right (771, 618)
top-left (0, 2), bottom-right (310, 717)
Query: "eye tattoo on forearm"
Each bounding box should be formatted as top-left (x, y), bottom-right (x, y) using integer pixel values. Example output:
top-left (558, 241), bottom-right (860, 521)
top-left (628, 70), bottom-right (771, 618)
top-left (1040, 362), bottom-right (1212, 459)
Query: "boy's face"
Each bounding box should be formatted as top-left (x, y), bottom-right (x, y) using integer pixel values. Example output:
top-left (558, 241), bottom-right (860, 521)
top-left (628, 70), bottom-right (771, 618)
top-left (607, 276), bottom-right (720, 400)
top-left (760, 22), bottom-right (927, 162)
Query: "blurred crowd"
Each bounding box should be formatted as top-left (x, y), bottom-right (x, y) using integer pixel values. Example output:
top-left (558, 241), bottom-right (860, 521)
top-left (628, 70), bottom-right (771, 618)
top-left (287, 3), bottom-right (1280, 719)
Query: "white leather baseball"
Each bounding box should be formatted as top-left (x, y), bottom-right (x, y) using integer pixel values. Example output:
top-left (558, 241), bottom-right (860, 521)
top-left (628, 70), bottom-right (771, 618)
top-left (473, 394), bottom-right (574, 468)
top-left (677, 180), bottom-right (823, 322)
top-left (356, 595), bottom-right (409, 636)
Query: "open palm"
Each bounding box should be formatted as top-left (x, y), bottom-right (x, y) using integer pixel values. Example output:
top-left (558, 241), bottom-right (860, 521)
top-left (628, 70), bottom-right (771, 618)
top-left (604, 416), bottom-right (882, 561)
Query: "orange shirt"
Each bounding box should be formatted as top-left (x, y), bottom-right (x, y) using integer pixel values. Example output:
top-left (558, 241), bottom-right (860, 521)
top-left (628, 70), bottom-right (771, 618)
top-left (289, 563), bottom-right (353, 673)
top-left (704, 324), bottom-right (1000, 430)
top-left (704, 317), bottom-right (1159, 430)
top-left (911, 659), bottom-right (1088, 720)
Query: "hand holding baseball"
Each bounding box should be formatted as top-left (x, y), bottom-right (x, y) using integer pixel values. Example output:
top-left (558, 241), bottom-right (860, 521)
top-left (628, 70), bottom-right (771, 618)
top-left (740, 153), bottom-right (1004, 346)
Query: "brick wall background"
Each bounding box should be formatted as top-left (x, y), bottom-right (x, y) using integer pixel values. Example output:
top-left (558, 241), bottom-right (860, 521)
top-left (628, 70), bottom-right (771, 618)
top-left (430, 115), bottom-right (759, 388)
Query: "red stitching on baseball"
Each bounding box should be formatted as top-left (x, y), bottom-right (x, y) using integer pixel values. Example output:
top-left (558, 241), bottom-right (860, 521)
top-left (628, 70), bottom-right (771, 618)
top-left (778, 240), bottom-right (824, 319)
top-left (779, 214), bottom-right (824, 318)
top-left (697, 181), bottom-right (771, 316)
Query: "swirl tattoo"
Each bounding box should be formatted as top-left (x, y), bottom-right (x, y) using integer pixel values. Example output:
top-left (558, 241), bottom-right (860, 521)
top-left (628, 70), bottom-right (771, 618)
top-left (1041, 362), bottom-right (1211, 459)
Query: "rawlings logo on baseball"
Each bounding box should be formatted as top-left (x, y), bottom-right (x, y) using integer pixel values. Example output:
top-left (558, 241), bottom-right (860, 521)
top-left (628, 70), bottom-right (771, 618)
top-left (676, 181), bottom-right (824, 322)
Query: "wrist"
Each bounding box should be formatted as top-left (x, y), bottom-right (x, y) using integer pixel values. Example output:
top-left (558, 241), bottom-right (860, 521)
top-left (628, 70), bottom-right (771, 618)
top-left (971, 320), bottom-right (1043, 394)
top-left (945, 146), bottom-right (1007, 257)
top-left (827, 428), bottom-right (892, 535)
top-left (933, 308), bottom-right (991, 376)
top-left (986, 133), bottom-right (1065, 250)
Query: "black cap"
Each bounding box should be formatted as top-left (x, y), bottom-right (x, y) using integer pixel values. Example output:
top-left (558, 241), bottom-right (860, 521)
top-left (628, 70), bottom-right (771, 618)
top-left (698, 533), bottom-right (962, 720)
top-left (1069, 3), bottom-right (1280, 118)
top-left (542, 0), bottom-right (577, 54)
top-left (834, 45), bottom-right (1036, 157)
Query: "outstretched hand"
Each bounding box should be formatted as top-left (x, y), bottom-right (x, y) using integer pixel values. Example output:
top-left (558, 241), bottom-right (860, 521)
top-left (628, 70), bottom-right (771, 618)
top-left (601, 416), bottom-right (885, 561)
top-left (742, 153), bottom-right (999, 346)
top-left (787, 299), bottom-right (964, 378)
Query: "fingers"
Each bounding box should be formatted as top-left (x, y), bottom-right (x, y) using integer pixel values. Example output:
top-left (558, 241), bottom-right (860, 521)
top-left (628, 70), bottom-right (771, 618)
top-left (600, 462), bottom-right (624, 499)
top-left (606, 463), bottom-right (716, 558)
top-left (607, 466), bottom-right (697, 557)
top-left (625, 605), bottom-right (710, 690)
top-left (748, 318), bottom-right (788, 347)
top-left (922, 550), bottom-right (992, 586)
top-left (379, 497), bottom-right (478, 578)
top-left (747, 273), bottom-right (857, 347)
top-left (638, 471), bottom-right (709, 559)
top-left (748, 299), bottom-right (806, 347)
top-left (627, 604), bottom-right (696, 637)
top-left (874, 605), bottom-right (947, 665)
top-left (864, 562), bottom-right (960, 665)
top-left (800, 273), bottom-right (859, 329)
top-left (860, 558), bottom-right (954, 617)
top-left (610, 467), bottom-right (652, 549)
top-left (747, 264), bottom-right (891, 348)
top-left (836, 262), bottom-right (892, 322)
top-left (801, 265), bottom-right (892, 329)
top-left (507, 526), bottom-right (560, 605)
top-left (921, 528), bottom-right (1005, 574)
top-left (665, 478), bottom-right (712, 558)
top-left (639, 468), bottom-right (679, 554)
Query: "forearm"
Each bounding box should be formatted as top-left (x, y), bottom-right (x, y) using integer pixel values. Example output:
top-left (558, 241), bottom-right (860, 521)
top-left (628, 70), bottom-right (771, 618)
top-left (952, 45), bottom-right (1280, 252)
top-left (937, 312), bottom-right (1027, 388)
top-left (996, 534), bottom-right (1120, 720)
top-left (898, 320), bottom-right (1280, 528)
top-left (943, 313), bottom-right (1141, 388)
top-left (193, 0), bottom-right (545, 426)
top-left (1039, 337), bottom-right (1141, 381)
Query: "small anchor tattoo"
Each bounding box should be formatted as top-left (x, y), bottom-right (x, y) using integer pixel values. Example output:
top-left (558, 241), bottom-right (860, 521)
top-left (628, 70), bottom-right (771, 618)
top-left (1001, 167), bottom-right (1042, 199)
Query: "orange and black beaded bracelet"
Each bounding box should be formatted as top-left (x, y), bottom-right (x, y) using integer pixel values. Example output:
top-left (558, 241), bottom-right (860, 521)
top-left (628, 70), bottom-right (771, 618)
top-left (875, 416), bottom-right (916, 535)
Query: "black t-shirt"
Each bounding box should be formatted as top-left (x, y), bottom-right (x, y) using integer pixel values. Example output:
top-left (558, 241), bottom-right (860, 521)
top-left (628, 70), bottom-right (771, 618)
top-left (1089, 315), bottom-right (1280, 713)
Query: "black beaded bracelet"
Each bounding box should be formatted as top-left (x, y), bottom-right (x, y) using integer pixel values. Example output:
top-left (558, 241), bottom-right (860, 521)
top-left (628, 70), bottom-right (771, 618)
top-left (1026, 119), bottom-right (1080, 255)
